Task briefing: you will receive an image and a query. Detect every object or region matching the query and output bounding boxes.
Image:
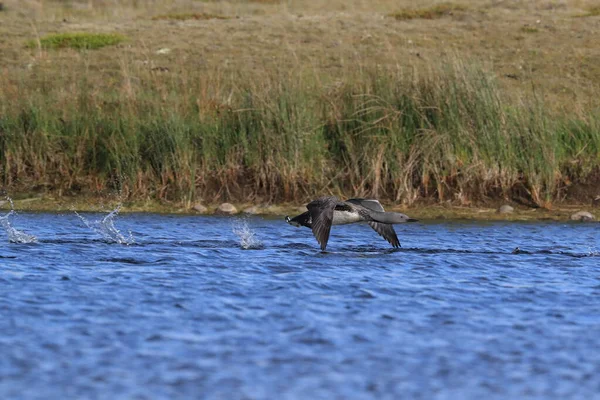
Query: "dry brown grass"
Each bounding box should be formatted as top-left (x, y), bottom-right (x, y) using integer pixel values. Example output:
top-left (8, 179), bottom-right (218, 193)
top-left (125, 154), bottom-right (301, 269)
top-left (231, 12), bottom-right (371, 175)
top-left (1, 0), bottom-right (598, 109)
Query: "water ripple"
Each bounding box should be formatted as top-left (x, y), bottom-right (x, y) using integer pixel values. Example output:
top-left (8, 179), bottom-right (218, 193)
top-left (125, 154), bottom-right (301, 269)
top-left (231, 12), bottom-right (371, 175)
top-left (1, 215), bottom-right (599, 399)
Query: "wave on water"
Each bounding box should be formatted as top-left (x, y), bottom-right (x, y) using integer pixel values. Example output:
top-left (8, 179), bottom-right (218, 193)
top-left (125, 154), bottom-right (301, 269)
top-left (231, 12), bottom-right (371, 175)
top-left (395, 246), bottom-right (600, 258)
top-left (587, 247), bottom-right (600, 257)
top-left (313, 245), bottom-right (600, 258)
top-left (0, 198), bottom-right (37, 244)
top-left (74, 204), bottom-right (135, 245)
top-left (232, 218), bottom-right (263, 250)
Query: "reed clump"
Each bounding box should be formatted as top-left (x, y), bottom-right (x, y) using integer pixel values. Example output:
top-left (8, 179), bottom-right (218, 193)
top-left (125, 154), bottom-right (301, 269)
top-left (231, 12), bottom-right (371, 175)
top-left (1, 58), bottom-right (598, 207)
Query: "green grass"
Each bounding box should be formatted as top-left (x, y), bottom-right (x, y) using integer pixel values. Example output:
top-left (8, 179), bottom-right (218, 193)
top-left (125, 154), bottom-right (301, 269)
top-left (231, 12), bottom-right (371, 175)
top-left (1, 60), bottom-right (598, 207)
top-left (28, 33), bottom-right (125, 50)
top-left (151, 13), bottom-right (229, 21)
top-left (584, 6), bottom-right (600, 17)
top-left (195, 0), bottom-right (280, 3)
top-left (574, 6), bottom-right (600, 18)
top-left (520, 26), bottom-right (539, 33)
top-left (244, 0), bottom-right (282, 3)
top-left (388, 3), bottom-right (467, 20)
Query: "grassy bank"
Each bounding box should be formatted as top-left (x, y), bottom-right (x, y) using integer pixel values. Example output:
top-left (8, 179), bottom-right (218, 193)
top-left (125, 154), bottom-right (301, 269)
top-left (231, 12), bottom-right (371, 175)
top-left (2, 61), bottom-right (598, 207)
top-left (1, 0), bottom-right (600, 209)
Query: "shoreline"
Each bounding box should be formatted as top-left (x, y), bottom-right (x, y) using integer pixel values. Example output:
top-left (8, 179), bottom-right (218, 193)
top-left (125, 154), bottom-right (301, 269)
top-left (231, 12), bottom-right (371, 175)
top-left (1, 195), bottom-right (597, 222)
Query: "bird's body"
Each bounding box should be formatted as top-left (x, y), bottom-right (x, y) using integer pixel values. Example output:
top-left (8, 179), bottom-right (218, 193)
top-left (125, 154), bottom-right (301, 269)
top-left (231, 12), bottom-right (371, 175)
top-left (285, 196), bottom-right (417, 250)
top-left (331, 208), bottom-right (362, 225)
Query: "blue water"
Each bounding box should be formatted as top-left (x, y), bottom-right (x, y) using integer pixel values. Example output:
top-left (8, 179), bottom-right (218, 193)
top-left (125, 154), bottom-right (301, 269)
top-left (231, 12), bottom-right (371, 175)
top-left (1, 211), bottom-right (600, 399)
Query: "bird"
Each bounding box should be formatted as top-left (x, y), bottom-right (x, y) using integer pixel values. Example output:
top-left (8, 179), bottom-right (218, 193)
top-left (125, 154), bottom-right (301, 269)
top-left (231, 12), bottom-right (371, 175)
top-left (285, 196), bottom-right (417, 250)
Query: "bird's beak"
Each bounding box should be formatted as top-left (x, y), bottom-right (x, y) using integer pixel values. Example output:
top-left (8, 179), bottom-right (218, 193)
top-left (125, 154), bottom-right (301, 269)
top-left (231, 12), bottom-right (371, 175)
top-left (285, 216), bottom-right (301, 227)
top-left (407, 218), bottom-right (419, 222)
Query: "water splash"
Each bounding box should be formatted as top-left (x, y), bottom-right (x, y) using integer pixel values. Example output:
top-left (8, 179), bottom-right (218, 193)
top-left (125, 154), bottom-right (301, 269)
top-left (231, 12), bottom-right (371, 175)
top-left (0, 197), bottom-right (37, 243)
top-left (232, 218), bottom-right (263, 250)
top-left (74, 204), bottom-right (135, 245)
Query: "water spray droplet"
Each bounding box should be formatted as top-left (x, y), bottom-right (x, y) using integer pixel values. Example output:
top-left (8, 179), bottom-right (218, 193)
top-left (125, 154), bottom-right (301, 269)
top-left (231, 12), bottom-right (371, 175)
top-left (232, 218), bottom-right (263, 250)
top-left (0, 196), bottom-right (37, 243)
top-left (74, 204), bottom-right (134, 245)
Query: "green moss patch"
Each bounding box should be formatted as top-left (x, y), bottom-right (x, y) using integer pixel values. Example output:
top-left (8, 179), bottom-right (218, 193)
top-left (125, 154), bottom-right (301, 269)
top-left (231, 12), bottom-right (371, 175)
top-left (28, 32), bottom-right (125, 50)
top-left (388, 3), bottom-right (467, 20)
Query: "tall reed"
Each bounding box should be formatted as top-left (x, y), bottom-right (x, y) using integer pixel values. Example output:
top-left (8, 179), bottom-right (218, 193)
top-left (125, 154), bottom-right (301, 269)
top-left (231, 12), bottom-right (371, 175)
top-left (1, 58), bottom-right (598, 206)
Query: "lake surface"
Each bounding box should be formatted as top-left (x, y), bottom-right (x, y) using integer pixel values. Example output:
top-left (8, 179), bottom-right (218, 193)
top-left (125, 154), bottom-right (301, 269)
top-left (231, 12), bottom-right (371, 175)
top-left (1, 210), bottom-right (599, 399)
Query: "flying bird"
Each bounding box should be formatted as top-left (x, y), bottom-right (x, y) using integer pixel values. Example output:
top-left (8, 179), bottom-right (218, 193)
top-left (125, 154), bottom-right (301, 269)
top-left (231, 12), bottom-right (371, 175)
top-left (285, 197), bottom-right (417, 250)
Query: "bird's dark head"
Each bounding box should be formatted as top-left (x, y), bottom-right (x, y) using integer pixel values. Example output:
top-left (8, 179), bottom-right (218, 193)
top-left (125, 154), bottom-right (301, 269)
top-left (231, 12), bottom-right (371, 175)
top-left (371, 211), bottom-right (417, 224)
top-left (285, 215), bottom-right (301, 227)
top-left (390, 212), bottom-right (418, 223)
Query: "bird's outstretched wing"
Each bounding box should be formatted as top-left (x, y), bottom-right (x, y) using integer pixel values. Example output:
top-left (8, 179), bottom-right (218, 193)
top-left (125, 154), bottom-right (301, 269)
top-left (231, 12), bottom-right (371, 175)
top-left (306, 196), bottom-right (339, 250)
top-left (367, 221), bottom-right (400, 248)
top-left (347, 198), bottom-right (400, 248)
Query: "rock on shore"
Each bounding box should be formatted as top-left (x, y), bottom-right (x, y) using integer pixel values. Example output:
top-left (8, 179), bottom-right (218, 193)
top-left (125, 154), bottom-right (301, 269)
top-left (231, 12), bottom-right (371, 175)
top-left (216, 203), bottom-right (238, 215)
top-left (497, 204), bottom-right (514, 214)
top-left (192, 203), bottom-right (208, 213)
top-left (570, 211), bottom-right (595, 221)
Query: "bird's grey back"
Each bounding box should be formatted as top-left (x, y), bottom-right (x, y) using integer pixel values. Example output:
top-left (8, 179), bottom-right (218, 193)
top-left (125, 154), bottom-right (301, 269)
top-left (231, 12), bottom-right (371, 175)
top-left (345, 198), bottom-right (385, 213)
